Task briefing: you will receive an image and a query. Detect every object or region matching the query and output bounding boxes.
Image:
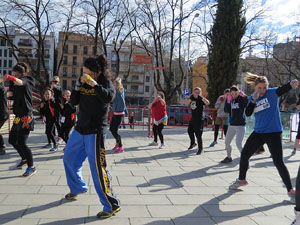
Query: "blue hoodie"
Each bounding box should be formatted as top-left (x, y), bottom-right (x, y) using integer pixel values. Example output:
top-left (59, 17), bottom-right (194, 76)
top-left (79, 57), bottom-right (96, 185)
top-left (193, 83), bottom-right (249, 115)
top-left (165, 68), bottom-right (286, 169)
top-left (112, 88), bottom-right (126, 113)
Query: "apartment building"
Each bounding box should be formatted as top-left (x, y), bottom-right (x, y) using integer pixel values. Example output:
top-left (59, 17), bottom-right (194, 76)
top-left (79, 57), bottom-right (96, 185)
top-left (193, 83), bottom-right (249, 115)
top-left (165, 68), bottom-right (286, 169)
top-left (106, 42), bottom-right (152, 105)
top-left (0, 27), bottom-right (55, 80)
top-left (57, 32), bottom-right (100, 90)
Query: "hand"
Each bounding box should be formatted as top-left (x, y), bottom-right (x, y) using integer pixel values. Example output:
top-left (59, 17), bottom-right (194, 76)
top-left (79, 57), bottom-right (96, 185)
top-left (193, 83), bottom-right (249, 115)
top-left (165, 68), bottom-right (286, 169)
top-left (3, 74), bottom-right (16, 82)
top-left (40, 102), bottom-right (45, 108)
top-left (239, 90), bottom-right (246, 97)
top-left (81, 74), bottom-right (97, 87)
top-left (75, 76), bottom-right (82, 91)
top-left (290, 79), bottom-right (299, 89)
top-left (227, 95), bottom-right (232, 104)
top-left (251, 91), bottom-right (259, 102)
top-left (60, 104), bottom-right (64, 109)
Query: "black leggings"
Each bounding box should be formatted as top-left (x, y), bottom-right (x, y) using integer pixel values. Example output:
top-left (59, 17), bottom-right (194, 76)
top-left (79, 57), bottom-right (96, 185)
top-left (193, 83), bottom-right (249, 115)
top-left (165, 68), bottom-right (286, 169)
top-left (9, 126), bottom-right (33, 167)
top-left (214, 124), bottom-right (228, 142)
top-left (153, 123), bottom-right (164, 144)
top-left (60, 125), bottom-right (73, 143)
top-left (110, 115), bottom-right (123, 148)
top-left (296, 166), bottom-right (300, 210)
top-left (188, 120), bottom-right (204, 151)
top-left (0, 121), bottom-right (5, 148)
top-left (239, 131), bottom-right (293, 192)
top-left (46, 122), bottom-right (56, 145)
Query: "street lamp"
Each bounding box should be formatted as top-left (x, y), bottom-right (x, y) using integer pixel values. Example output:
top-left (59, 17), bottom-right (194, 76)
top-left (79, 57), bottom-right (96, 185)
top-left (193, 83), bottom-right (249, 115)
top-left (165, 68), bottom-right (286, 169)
top-left (185, 13), bottom-right (199, 96)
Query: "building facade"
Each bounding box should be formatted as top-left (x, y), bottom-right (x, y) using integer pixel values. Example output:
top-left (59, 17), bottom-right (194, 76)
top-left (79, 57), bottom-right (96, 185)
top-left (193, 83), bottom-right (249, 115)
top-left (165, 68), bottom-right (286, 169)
top-left (57, 32), bottom-right (99, 91)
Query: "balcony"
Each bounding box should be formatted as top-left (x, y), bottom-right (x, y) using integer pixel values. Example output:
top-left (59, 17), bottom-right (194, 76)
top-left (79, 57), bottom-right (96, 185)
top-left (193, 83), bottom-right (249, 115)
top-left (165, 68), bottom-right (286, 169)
top-left (18, 42), bottom-right (32, 47)
top-left (18, 52), bottom-right (33, 57)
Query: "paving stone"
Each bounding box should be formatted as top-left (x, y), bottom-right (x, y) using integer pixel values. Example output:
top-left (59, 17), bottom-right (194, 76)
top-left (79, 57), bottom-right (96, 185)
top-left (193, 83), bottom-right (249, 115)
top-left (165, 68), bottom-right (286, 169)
top-left (0, 218), bottom-right (39, 225)
top-left (147, 205), bottom-right (209, 218)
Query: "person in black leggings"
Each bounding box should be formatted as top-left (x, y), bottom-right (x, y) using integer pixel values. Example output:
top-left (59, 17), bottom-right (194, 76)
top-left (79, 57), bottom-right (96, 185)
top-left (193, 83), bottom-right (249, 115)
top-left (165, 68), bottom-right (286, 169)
top-left (229, 72), bottom-right (298, 204)
top-left (185, 87), bottom-right (210, 155)
top-left (5, 62), bottom-right (36, 177)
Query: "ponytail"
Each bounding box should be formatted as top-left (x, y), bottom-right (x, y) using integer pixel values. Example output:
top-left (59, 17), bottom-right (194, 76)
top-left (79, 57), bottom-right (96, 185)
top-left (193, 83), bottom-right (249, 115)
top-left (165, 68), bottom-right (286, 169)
top-left (12, 62), bottom-right (30, 74)
top-left (244, 72), bottom-right (268, 87)
top-left (84, 54), bottom-right (111, 79)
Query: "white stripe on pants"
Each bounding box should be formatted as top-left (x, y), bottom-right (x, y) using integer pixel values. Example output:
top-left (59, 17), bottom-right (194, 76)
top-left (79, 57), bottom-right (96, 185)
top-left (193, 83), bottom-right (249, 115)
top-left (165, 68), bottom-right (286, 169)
top-left (225, 125), bottom-right (245, 158)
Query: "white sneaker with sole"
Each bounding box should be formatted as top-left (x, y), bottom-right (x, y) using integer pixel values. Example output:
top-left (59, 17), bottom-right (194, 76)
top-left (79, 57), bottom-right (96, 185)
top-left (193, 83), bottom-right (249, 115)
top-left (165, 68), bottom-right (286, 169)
top-left (291, 208), bottom-right (300, 225)
top-left (159, 144), bottom-right (165, 149)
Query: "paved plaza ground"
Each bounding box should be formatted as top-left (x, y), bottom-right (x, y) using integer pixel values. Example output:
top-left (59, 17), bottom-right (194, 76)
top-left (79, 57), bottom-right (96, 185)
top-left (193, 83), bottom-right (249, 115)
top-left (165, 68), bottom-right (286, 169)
top-left (0, 121), bottom-right (299, 225)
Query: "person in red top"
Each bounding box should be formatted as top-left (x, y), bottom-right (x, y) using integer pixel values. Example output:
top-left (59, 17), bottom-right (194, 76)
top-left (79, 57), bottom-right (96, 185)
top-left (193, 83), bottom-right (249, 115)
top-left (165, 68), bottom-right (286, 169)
top-left (148, 92), bottom-right (168, 149)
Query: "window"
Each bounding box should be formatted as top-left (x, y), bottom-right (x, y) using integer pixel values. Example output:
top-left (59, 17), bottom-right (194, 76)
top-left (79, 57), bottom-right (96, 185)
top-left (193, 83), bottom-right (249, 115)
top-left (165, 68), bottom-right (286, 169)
top-left (72, 80), bottom-right (76, 89)
top-left (132, 75), bottom-right (139, 81)
top-left (72, 68), bottom-right (76, 77)
top-left (4, 60), bottom-right (7, 67)
top-left (3, 70), bottom-right (6, 75)
top-left (112, 54), bottom-right (117, 61)
top-left (146, 76), bottom-right (150, 82)
top-left (0, 39), bottom-right (6, 46)
top-left (9, 49), bottom-right (12, 57)
top-left (83, 57), bottom-right (87, 66)
top-left (0, 49), bottom-right (2, 57)
top-left (8, 70), bottom-right (11, 75)
top-left (145, 86), bottom-right (150, 92)
top-left (131, 85), bottom-right (138, 91)
top-left (73, 45), bottom-right (78, 54)
top-left (8, 60), bottom-right (12, 67)
top-left (106, 53), bottom-right (111, 60)
top-left (63, 56), bottom-right (68, 65)
top-left (63, 67), bottom-right (67, 77)
top-left (63, 45), bottom-right (68, 54)
top-left (0, 60), bottom-right (2, 67)
top-left (45, 60), bottom-right (49, 69)
top-left (62, 80), bottom-right (67, 90)
top-left (4, 49), bottom-right (7, 57)
top-left (72, 56), bottom-right (77, 66)
top-left (83, 46), bottom-right (88, 54)
top-left (111, 64), bottom-right (116, 72)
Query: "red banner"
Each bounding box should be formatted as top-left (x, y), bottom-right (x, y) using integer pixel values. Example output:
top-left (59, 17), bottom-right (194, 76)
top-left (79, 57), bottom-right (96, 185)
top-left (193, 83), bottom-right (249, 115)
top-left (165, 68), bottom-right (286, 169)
top-left (133, 55), bottom-right (152, 64)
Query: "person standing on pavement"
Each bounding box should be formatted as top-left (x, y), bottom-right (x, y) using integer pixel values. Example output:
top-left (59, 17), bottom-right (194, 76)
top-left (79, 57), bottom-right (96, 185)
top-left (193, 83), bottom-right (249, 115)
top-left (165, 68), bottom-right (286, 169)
top-left (0, 74), bottom-right (8, 155)
top-left (110, 77), bottom-right (126, 154)
top-left (229, 72), bottom-right (298, 204)
top-left (221, 86), bottom-right (248, 163)
top-left (292, 94), bottom-right (300, 155)
top-left (148, 91), bottom-right (168, 149)
top-left (5, 62), bottom-right (36, 177)
top-left (50, 76), bottom-right (63, 143)
top-left (210, 89), bottom-right (230, 147)
top-left (40, 88), bottom-right (59, 152)
top-left (290, 166), bottom-right (300, 224)
top-left (186, 87), bottom-right (210, 155)
top-left (59, 90), bottom-right (76, 147)
top-left (63, 55), bottom-right (120, 219)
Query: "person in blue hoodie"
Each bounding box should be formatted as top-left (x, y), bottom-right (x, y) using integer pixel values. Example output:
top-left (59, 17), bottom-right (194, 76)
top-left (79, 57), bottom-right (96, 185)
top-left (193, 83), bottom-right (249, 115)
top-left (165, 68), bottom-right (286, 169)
top-left (110, 77), bottom-right (126, 154)
top-left (221, 86), bottom-right (248, 163)
top-left (229, 72), bottom-right (298, 204)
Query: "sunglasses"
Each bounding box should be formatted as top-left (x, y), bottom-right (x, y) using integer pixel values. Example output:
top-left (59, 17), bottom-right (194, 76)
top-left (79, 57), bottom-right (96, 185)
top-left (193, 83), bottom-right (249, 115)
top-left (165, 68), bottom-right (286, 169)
top-left (52, 81), bottom-right (58, 84)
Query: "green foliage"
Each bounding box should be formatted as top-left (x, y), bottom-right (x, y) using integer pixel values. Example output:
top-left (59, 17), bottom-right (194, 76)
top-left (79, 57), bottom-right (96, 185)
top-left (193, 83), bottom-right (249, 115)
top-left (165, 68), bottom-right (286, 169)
top-left (207, 0), bottom-right (246, 105)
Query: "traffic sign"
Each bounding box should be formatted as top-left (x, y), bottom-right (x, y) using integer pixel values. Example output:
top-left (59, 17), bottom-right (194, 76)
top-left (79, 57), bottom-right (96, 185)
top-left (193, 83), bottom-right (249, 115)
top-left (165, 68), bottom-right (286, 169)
top-left (184, 88), bottom-right (191, 98)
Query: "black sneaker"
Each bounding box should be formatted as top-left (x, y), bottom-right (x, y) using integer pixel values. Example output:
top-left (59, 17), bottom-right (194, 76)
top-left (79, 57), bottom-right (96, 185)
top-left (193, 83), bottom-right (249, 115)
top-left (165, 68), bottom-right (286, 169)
top-left (97, 207), bottom-right (121, 219)
top-left (221, 157), bottom-right (232, 163)
top-left (196, 149), bottom-right (202, 155)
top-left (188, 143), bottom-right (197, 150)
top-left (16, 160), bottom-right (27, 169)
top-left (23, 167), bottom-right (36, 177)
top-left (0, 148), bottom-right (5, 155)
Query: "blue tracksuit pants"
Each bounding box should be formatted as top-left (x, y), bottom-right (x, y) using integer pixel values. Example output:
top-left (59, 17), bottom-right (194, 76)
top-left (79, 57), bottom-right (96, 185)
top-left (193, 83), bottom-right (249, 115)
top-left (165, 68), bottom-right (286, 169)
top-left (63, 129), bottom-right (120, 212)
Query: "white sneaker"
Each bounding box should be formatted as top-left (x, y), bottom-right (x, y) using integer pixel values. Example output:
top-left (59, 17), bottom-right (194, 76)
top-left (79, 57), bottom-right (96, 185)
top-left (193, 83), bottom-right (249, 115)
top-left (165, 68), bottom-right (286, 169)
top-left (149, 141), bottom-right (158, 146)
top-left (291, 208), bottom-right (300, 225)
top-left (159, 144), bottom-right (165, 149)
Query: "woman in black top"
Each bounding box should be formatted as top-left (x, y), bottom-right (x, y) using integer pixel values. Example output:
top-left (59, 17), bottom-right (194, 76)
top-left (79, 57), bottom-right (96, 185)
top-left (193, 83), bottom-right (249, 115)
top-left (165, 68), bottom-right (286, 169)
top-left (185, 87), bottom-right (210, 155)
top-left (5, 63), bottom-right (36, 177)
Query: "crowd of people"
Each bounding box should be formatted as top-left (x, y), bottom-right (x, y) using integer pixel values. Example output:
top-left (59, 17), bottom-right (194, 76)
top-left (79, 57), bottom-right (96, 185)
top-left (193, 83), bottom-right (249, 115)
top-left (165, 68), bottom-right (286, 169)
top-left (1, 58), bottom-right (300, 223)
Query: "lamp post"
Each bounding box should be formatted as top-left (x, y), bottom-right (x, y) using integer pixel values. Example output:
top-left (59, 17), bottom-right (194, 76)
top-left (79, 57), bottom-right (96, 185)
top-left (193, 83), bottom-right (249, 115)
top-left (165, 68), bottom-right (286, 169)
top-left (184, 13), bottom-right (199, 96)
